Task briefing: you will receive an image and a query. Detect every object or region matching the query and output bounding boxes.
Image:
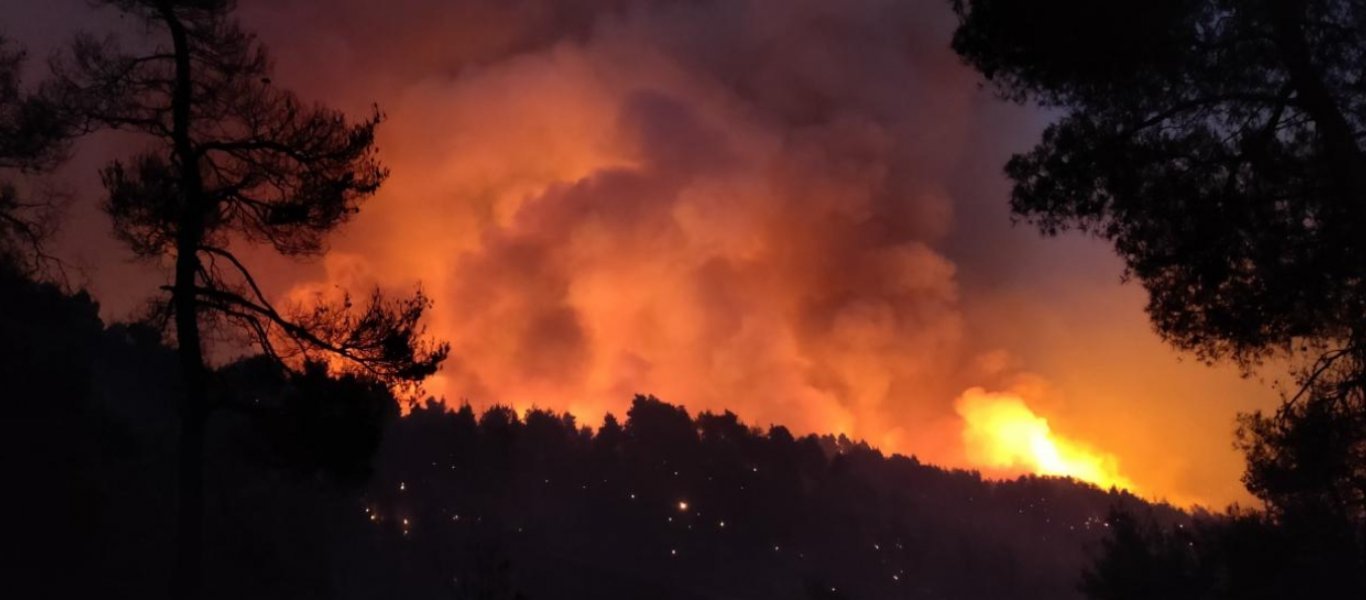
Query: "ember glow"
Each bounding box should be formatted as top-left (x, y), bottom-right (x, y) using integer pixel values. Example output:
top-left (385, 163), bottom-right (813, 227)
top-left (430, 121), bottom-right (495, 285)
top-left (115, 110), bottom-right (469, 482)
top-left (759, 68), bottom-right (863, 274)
top-left (956, 387), bottom-right (1135, 491)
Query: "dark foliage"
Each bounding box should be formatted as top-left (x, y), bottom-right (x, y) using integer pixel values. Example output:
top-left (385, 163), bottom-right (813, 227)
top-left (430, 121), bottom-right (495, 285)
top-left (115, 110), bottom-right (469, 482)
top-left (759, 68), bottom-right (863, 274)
top-left (0, 267), bottom-right (399, 598)
top-left (952, 4), bottom-right (1366, 596)
top-left (2, 271), bottom-right (1186, 600)
top-left (49, 0), bottom-right (447, 382)
top-left (47, 3), bottom-right (446, 594)
top-left (215, 357), bottom-right (400, 486)
top-left (0, 34), bottom-right (71, 274)
top-left (952, 0), bottom-right (1366, 367)
top-left (1237, 347), bottom-right (1366, 525)
top-left (1079, 509), bottom-right (1206, 600)
top-left (0, 262), bottom-right (105, 598)
top-left (1081, 506), bottom-right (1366, 599)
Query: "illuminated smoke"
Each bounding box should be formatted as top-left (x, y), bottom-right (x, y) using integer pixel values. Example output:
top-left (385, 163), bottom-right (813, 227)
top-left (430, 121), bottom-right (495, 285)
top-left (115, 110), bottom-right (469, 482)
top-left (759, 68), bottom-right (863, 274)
top-left (0, 0), bottom-right (1285, 505)
top-left (277, 0), bottom-right (979, 451)
top-left (225, 0), bottom-right (1283, 503)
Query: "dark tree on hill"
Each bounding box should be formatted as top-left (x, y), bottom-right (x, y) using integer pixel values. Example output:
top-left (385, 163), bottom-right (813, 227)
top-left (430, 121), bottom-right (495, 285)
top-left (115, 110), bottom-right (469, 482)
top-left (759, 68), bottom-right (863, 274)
top-left (0, 34), bottom-right (70, 274)
top-left (951, 0), bottom-right (1366, 367)
top-left (951, 0), bottom-right (1366, 524)
top-left (1079, 504), bottom-right (1366, 599)
top-left (48, 1), bottom-right (448, 596)
top-left (1234, 357), bottom-right (1366, 595)
top-left (1235, 344), bottom-right (1365, 533)
top-left (951, 1), bottom-right (1366, 594)
top-left (1078, 510), bottom-right (1207, 600)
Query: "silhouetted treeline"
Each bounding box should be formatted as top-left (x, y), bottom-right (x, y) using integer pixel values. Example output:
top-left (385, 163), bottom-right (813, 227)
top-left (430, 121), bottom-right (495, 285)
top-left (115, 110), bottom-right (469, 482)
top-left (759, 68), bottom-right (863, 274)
top-left (1081, 505), bottom-right (1366, 600)
top-left (3, 265), bottom-right (1188, 599)
top-left (1078, 391), bottom-right (1366, 599)
top-left (360, 397), bottom-right (1177, 599)
top-left (947, 2), bottom-right (1366, 596)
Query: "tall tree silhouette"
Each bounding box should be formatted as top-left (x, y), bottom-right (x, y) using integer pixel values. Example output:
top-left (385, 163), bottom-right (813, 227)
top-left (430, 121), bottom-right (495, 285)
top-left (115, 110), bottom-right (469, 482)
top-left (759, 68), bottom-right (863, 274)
top-left (951, 0), bottom-right (1366, 516)
top-left (951, 1), bottom-right (1366, 592)
top-left (0, 34), bottom-right (69, 274)
top-left (951, 0), bottom-right (1366, 367)
top-left (50, 1), bottom-right (448, 596)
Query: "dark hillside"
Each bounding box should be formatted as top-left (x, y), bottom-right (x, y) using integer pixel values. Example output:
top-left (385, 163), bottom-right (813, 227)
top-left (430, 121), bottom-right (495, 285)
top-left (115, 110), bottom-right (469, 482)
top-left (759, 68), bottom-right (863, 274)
top-left (365, 399), bottom-right (1179, 599)
top-left (1, 270), bottom-right (1182, 599)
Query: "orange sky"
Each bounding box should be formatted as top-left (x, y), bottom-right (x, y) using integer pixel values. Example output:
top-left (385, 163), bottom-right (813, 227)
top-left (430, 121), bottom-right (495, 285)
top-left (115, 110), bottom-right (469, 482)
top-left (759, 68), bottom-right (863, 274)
top-left (10, 0), bottom-right (1282, 508)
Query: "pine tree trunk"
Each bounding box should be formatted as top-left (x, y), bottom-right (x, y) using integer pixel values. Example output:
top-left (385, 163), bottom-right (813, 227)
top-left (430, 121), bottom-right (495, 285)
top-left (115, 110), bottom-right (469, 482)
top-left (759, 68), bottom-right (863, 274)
top-left (160, 3), bottom-right (209, 598)
top-left (171, 253), bottom-right (207, 600)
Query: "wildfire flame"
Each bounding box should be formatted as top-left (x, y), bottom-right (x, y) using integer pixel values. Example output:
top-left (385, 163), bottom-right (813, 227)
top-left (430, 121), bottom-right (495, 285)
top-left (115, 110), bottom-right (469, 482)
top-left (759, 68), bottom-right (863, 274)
top-left (955, 387), bottom-right (1136, 492)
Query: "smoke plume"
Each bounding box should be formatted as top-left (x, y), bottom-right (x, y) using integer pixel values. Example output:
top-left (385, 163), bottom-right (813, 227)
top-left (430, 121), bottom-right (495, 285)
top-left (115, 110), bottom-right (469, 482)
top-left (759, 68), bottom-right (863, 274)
top-left (268, 0), bottom-right (988, 452)
top-left (0, 0), bottom-right (1284, 505)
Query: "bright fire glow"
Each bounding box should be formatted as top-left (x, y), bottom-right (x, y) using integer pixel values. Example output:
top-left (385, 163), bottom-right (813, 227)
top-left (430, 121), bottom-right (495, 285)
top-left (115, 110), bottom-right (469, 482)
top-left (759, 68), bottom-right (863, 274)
top-left (955, 388), bottom-right (1136, 492)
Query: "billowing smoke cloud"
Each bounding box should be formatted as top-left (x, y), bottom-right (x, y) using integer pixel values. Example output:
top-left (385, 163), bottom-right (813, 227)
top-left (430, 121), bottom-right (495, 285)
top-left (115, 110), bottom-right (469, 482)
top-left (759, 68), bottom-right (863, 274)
top-left (239, 0), bottom-right (1281, 505)
top-left (268, 0), bottom-right (988, 454)
top-left (1, 0), bottom-right (1283, 506)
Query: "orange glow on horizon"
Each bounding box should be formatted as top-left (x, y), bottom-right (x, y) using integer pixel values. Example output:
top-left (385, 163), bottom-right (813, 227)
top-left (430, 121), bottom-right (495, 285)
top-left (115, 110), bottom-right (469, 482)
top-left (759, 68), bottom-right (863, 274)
top-left (955, 387), bottom-right (1137, 493)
